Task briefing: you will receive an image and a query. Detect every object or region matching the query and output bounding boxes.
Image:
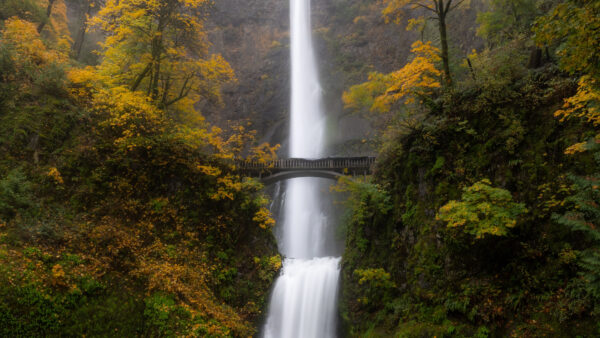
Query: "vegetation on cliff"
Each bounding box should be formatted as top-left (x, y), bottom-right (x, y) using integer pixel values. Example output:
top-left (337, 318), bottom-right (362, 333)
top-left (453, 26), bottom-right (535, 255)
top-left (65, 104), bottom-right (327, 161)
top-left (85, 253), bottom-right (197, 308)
top-left (0, 1), bottom-right (279, 336)
top-left (339, 0), bottom-right (600, 336)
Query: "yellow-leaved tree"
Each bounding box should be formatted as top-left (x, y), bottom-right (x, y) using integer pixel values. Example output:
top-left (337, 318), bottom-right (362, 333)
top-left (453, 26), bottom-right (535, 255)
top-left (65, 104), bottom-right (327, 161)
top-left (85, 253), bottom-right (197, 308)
top-left (0, 0), bottom-right (71, 50)
top-left (36, 0), bottom-right (70, 38)
top-left (0, 17), bottom-right (67, 67)
top-left (343, 41), bottom-right (441, 130)
top-left (92, 0), bottom-right (235, 117)
top-left (382, 0), bottom-right (468, 85)
top-left (535, 0), bottom-right (600, 154)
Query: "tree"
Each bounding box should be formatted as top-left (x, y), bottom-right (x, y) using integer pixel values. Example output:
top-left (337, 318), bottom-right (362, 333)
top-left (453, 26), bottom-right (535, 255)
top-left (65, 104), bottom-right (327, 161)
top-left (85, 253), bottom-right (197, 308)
top-left (476, 0), bottom-right (540, 46)
top-left (535, 0), bottom-right (600, 153)
top-left (382, 0), bottom-right (467, 85)
top-left (0, 17), bottom-right (70, 162)
top-left (437, 179), bottom-right (527, 239)
top-left (36, 0), bottom-right (71, 50)
top-left (0, 0), bottom-right (70, 49)
top-left (92, 0), bottom-right (234, 114)
top-left (343, 41), bottom-right (441, 129)
top-left (0, 0), bottom-right (46, 23)
top-left (69, 0), bottom-right (104, 60)
top-left (36, 0), bottom-right (56, 33)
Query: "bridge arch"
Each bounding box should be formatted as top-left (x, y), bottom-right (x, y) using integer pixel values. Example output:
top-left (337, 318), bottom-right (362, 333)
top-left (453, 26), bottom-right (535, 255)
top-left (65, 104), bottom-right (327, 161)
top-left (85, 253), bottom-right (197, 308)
top-left (260, 170), bottom-right (345, 185)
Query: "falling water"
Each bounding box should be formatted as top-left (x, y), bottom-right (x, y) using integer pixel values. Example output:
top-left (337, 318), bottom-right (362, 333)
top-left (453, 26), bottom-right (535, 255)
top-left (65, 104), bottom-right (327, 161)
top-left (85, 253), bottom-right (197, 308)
top-left (263, 0), bottom-right (341, 337)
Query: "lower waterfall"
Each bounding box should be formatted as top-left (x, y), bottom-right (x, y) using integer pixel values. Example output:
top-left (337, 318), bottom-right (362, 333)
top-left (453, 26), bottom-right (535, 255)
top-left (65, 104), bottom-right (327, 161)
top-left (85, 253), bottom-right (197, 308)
top-left (264, 257), bottom-right (341, 338)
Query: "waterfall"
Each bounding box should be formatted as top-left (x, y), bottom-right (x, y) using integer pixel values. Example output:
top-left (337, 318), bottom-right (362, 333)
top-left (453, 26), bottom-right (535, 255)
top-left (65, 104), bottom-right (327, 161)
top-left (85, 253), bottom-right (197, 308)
top-left (263, 0), bottom-right (341, 337)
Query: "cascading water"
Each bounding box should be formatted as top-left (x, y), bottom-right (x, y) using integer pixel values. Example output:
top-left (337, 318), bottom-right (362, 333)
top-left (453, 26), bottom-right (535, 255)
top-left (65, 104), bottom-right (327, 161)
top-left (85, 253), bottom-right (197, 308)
top-left (263, 0), bottom-right (341, 337)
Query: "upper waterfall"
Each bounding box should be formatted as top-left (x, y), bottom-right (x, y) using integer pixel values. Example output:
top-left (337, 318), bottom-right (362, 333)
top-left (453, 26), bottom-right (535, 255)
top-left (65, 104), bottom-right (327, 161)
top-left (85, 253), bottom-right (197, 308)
top-left (290, 0), bottom-right (325, 159)
top-left (280, 0), bottom-right (331, 260)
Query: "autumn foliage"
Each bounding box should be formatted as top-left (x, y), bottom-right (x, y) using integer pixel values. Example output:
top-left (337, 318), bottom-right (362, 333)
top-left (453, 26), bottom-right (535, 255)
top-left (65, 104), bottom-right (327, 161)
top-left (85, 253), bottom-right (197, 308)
top-left (535, 0), bottom-right (600, 154)
top-left (0, 1), bottom-right (279, 336)
top-left (343, 40), bottom-right (441, 114)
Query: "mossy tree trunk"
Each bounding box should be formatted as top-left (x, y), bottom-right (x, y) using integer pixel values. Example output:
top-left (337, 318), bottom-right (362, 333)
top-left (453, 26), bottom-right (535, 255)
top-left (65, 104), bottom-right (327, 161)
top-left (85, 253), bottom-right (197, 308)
top-left (437, 7), bottom-right (452, 85)
top-left (37, 0), bottom-right (57, 33)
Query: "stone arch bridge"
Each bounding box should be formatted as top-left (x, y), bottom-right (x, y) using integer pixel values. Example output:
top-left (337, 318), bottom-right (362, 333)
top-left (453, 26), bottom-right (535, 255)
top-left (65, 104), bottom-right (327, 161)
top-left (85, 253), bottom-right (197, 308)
top-left (235, 157), bottom-right (376, 185)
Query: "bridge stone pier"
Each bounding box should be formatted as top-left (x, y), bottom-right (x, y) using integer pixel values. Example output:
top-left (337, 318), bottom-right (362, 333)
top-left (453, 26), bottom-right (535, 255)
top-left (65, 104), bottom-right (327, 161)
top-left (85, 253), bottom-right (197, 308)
top-left (235, 157), bottom-right (376, 185)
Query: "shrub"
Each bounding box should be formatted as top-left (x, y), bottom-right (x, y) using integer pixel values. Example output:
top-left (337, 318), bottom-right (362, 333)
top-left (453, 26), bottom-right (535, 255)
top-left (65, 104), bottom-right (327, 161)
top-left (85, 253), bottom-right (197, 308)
top-left (0, 169), bottom-right (33, 220)
top-left (437, 179), bottom-right (527, 238)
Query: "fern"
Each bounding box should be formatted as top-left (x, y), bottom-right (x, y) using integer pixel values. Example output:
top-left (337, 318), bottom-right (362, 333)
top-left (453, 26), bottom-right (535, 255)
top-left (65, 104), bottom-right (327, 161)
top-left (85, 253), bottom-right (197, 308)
top-left (554, 152), bottom-right (600, 302)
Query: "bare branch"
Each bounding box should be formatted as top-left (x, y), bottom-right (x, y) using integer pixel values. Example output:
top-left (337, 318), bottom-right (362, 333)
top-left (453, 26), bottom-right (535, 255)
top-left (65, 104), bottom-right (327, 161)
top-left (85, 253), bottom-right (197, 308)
top-left (447, 0), bottom-right (467, 14)
top-left (443, 0), bottom-right (453, 15)
top-left (165, 74), bottom-right (194, 107)
top-left (410, 1), bottom-right (437, 13)
top-left (131, 63), bottom-right (152, 92)
top-left (433, 0), bottom-right (440, 13)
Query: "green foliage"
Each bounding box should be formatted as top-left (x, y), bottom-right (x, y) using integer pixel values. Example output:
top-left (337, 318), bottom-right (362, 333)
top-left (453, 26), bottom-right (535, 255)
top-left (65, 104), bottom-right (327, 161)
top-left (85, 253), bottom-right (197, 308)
top-left (0, 284), bottom-right (61, 336)
top-left (340, 60), bottom-right (596, 335)
top-left (333, 176), bottom-right (392, 228)
top-left (355, 268), bottom-right (395, 289)
top-left (437, 179), bottom-right (527, 238)
top-left (332, 177), bottom-right (392, 255)
top-left (0, 18), bottom-right (77, 166)
top-left (254, 255), bottom-right (282, 282)
top-left (0, 278), bottom-right (147, 337)
top-left (144, 293), bottom-right (191, 337)
top-left (534, 0), bottom-right (600, 153)
top-left (535, 0), bottom-right (600, 79)
top-left (354, 268), bottom-right (396, 308)
top-left (0, 0), bottom-right (46, 23)
top-left (476, 0), bottom-right (541, 45)
top-left (0, 169), bottom-right (33, 220)
top-left (0, 4), bottom-right (278, 337)
top-left (463, 40), bottom-right (530, 88)
top-left (554, 158), bottom-right (600, 307)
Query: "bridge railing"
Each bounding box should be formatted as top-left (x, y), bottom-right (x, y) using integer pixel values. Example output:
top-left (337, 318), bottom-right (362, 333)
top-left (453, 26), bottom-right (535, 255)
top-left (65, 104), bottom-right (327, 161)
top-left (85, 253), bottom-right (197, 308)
top-left (234, 156), bottom-right (376, 172)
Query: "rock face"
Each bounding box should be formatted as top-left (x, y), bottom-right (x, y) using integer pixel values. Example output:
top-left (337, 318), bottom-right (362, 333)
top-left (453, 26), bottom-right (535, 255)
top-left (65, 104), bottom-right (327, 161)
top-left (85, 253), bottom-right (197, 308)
top-left (206, 0), bottom-right (484, 156)
top-left (311, 0), bottom-right (417, 156)
top-left (206, 0), bottom-right (291, 151)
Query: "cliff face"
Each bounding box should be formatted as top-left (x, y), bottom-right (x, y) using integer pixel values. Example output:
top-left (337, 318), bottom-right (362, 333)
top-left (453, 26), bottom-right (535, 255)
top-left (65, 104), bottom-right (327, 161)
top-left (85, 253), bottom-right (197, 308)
top-left (206, 0), bottom-right (291, 150)
top-left (312, 0), bottom-right (416, 156)
top-left (206, 0), bottom-right (483, 156)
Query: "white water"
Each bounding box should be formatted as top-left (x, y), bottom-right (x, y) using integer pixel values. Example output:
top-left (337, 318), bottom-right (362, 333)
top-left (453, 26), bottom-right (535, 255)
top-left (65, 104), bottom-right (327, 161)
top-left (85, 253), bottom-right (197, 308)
top-left (263, 0), bottom-right (341, 337)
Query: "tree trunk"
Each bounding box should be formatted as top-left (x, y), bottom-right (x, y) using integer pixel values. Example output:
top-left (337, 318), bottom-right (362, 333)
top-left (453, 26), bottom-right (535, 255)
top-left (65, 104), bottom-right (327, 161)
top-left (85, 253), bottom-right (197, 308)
top-left (438, 11), bottom-right (452, 85)
top-left (29, 134), bottom-right (40, 165)
top-left (131, 62), bottom-right (152, 92)
top-left (466, 57), bottom-right (476, 80)
top-left (149, 12), bottom-right (165, 101)
top-left (527, 47), bottom-right (542, 69)
top-left (72, 0), bottom-right (93, 60)
top-left (37, 0), bottom-right (57, 33)
top-left (150, 37), bottom-right (162, 101)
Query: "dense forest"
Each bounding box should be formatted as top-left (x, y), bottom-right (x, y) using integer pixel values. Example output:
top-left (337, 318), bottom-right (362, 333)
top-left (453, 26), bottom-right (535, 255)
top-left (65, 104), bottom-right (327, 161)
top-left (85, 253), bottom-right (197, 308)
top-left (0, 0), bottom-right (598, 337)
top-left (337, 0), bottom-right (600, 336)
top-left (0, 0), bottom-right (280, 336)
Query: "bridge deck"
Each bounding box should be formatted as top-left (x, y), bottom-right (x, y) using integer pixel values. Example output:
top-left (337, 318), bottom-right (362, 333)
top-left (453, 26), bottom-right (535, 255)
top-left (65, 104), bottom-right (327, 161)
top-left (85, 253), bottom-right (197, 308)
top-left (234, 156), bottom-right (375, 183)
top-left (235, 156), bottom-right (376, 172)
